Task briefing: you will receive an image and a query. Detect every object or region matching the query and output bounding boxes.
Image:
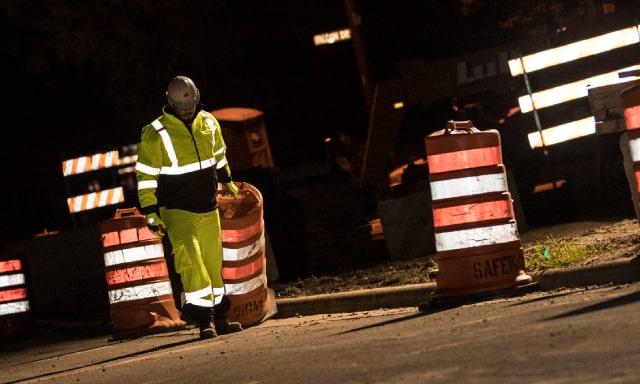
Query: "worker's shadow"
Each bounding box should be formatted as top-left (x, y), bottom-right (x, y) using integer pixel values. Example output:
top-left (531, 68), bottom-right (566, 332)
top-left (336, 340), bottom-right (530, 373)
top-left (7, 337), bottom-right (201, 384)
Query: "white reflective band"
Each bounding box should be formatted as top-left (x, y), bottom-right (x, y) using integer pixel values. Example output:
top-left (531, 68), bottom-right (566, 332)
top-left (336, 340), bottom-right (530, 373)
top-left (206, 118), bottom-right (217, 148)
top-left (214, 147), bottom-right (225, 156)
top-left (151, 119), bottom-right (179, 167)
top-left (135, 162), bottom-right (161, 176)
top-left (63, 159), bottom-right (74, 177)
top-left (0, 300), bottom-right (29, 316)
top-left (160, 158), bottom-right (215, 175)
top-left (104, 243), bottom-right (164, 267)
top-left (0, 273), bottom-right (25, 288)
top-left (185, 286), bottom-right (213, 301)
top-left (527, 116), bottom-right (596, 148)
top-left (430, 173), bottom-right (507, 201)
top-left (138, 180), bottom-right (158, 190)
top-left (113, 188), bottom-right (123, 204)
top-left (435, 222), bottom-right (519, 252)
top-left (106, 150), bottom-right (117, 167)
top-left (214, 295), bottom-right (223, 305)
top-left (629, 137), bottom-right (640, 162)
top-left (223, 233), bottom-right (265, 261)
top-left (508, 26), bottom-right (640, 76)
top-left (216, 158), bottom-right (228, 169)
top-left (151, 120), bottom-right (163, 130)
top-left (188, 297), bottom-right (215, 307)
top-left (73, 194), bottom-right (83, 213)
top-left (518, 65), bottom-right (640, 113)
top-left (185, 285), bottom-right (215, 308)
top-left (213, 287), bottom-right (225, 296)
top-left (76, 157), bottom-right (88, 175)
top-left (224, 270), bottom-right (266, 295)
top-left (108, 281), bottom-right (172, 304)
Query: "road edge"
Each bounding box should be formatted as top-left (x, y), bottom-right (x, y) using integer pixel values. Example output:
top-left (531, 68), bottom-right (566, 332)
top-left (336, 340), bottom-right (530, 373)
top-left (273, 256), bottom-right (640, 318)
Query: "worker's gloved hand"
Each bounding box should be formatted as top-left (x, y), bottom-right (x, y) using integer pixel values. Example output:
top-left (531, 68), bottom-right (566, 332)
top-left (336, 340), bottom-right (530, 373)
top-left (146, 213), bottom-right (166, 238)
top-left (224, 182), bottom-right (239, 198)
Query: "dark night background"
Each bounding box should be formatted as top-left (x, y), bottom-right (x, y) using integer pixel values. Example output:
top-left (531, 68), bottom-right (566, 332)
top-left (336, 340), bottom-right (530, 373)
top-left (1, 0), bottom-right (638, 248)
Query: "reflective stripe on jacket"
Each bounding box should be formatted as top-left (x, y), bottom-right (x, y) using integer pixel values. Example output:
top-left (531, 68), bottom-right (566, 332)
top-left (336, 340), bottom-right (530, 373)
top-left (135, 107), bottom-right (232, 214)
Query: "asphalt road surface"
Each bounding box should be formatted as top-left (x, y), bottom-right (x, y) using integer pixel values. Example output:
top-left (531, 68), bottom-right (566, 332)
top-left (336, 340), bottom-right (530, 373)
top-left (3, 282), bottom-right (640, 384)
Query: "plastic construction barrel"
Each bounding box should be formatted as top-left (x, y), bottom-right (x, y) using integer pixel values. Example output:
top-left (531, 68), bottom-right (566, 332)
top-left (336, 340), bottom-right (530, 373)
top-left (0, 255), bottom-right (32, 340)
top-left (621, 85), bottom-right (640, 220)
top-left (217, 182), bottom-right (277, 327)
top-left (98, 208), bottom-right (186, 338)
top-left (425, 120), bottom-right (530, 298)
top-left (211, 107), bottom-right (274, 171)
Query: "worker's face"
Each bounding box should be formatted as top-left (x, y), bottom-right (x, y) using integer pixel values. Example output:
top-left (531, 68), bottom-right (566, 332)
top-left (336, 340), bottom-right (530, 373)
top-left (174, 105), bottom-right (196, 122)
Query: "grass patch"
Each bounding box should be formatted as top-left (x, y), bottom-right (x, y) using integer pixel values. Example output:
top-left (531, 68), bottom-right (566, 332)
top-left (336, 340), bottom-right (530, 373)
top-left (524, 235), bottom-right (608, 272)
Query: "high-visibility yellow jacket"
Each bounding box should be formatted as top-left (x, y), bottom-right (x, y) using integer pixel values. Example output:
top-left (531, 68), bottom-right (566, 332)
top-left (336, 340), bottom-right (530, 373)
top-left (135, 106), bottom-right (232, 215)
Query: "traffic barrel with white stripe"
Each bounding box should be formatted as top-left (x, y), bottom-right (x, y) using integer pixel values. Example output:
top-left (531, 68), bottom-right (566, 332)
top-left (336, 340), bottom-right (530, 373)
top-left (621, 85), bottom-right (640, 220)
top-left (217, 182), bottom-right (277, 327)
top-left (425, 120), bottom-right (530, 297)
top-left (0, 255), bottom-right (31, 340)
top-left (98, 208), bottom-right (186, 338)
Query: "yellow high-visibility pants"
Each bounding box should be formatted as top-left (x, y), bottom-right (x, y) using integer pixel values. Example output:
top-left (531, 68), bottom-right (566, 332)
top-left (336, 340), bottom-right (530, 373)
top-left (160, 207), bottom-right (224, 308)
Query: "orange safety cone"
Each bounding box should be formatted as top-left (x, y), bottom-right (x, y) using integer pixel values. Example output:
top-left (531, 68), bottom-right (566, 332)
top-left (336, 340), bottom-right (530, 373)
top-left (424, 121), bottom-right (533, 304)
top-left (0, 255), bottom-right (32, 340)
top-left (98, 208), bottom-right (186, 339)
top-left (620, 85), bottom-right (640, 221)
top-left (217, 182), bottom-right (277, 327)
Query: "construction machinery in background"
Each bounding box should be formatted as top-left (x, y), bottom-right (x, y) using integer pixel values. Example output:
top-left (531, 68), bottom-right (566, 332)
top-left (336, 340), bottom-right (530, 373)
top-left (359, 16), bottom-right (640, 243)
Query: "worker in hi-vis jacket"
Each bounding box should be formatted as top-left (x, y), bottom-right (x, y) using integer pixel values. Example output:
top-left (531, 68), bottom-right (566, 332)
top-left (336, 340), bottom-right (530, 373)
top-left (135, 75), bottom-right (242, 339)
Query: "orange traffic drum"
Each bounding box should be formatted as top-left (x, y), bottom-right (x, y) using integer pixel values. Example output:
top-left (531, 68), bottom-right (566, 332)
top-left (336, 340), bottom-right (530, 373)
top-left (425, 120), bottom-right (530, 297)
top-left (622, 85), bottom-right (640, 130)
top-left (0, 255), bottom-right (32, 340)
top-left (217, 182), bottom-right (277, 327)
top-left (621, 87), bottom-right (640, 219)
top-left (98, 208), bottom-right (186, 338)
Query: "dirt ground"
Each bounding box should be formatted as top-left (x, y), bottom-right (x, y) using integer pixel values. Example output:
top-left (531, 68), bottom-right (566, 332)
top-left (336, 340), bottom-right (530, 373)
top-left (270, 217), bottom-right (640, 298)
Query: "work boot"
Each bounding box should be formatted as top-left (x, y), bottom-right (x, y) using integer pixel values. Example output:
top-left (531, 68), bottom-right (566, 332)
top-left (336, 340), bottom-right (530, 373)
top-left (214, 315), bottom-right (243, 335)
top-left (213, 295), bottom-right (243, 335)
top-left (198, 321), bottom-right (217, 339)
top-left (181, 303), bottom-right (218, 339)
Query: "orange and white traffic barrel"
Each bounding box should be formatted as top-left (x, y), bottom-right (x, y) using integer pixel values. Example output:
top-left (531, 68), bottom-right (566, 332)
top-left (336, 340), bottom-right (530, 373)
top-left (425, 120), bottom-right (531, 298)
top-left (98, 208), bottom-right (186, 338)
top-left (0, 255), bottom-right (32, 340)
top-left (621, 85), bottom-right (640, 220)
top-left (217, 182), bottom-right (277, 327)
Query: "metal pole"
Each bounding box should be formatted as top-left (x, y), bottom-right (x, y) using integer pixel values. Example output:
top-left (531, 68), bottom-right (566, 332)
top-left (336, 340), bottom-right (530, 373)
top-left (520, 56), bottom-right (549, 158)
top-left (343, 0), bottom-right (374, 114)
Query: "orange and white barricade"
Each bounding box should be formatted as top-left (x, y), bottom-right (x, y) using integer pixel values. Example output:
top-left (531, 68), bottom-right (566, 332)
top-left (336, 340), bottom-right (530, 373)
top-left (98, 208), bottom-right (186, 338)
top-left (0, 256), bottom-right (32, 340)
top-left (621, 85), bottom-right (640, 221)
top-left (425, 120), bottom-right (531, 298)
top-left (218, 182), bottom-right (277, 327)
